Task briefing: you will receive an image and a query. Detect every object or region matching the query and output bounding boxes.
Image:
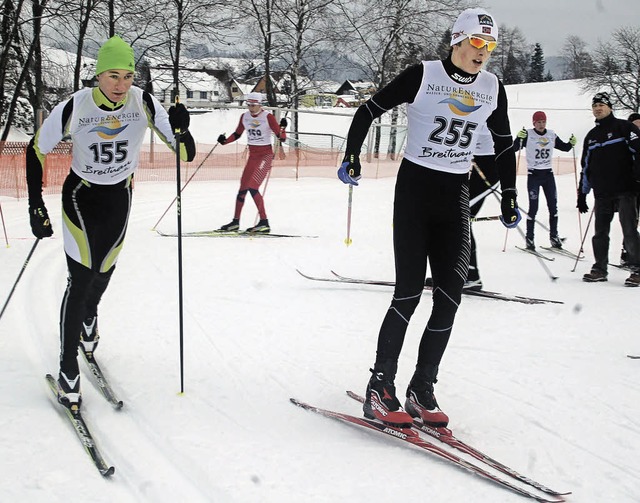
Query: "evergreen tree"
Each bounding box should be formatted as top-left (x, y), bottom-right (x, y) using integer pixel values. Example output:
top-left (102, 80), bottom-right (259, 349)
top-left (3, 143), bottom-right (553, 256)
top-left (502, 51), bottom-right (524, 84)
top-left (435, 29), bottom-right (452, 60)
top-left (528, 43), bottom-right (545, 82)
top-left (486, 24), bottom-right (529, 83)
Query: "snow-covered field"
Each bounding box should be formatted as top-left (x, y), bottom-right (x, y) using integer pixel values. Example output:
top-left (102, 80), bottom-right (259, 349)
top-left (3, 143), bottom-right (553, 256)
top-left (1, 78), bottom-right (640, 502)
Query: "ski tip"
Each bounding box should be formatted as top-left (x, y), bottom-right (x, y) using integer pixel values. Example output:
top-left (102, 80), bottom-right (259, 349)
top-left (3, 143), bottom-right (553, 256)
top-left (101, 466), bottom-right (115, 477)
top-left (345, 390), bottom-right (362, 402)
top-left (290, 397), bottom-right (308, 408)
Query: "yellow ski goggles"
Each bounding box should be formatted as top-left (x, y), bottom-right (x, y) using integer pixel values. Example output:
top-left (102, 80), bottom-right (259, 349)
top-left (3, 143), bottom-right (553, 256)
top-left (467, 35), bottom-right (498, 52)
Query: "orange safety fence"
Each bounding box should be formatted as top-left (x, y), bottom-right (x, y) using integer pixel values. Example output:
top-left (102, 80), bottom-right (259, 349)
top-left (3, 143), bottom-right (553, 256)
top-left (1, 140), bottom-right (578, 199)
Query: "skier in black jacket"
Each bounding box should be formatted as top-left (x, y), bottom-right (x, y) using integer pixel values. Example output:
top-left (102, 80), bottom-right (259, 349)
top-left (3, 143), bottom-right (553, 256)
top-left (577, 92), bottom-right (640, 286)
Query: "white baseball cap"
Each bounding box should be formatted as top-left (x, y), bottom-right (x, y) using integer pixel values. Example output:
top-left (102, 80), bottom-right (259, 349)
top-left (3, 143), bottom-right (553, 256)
top-left (246, 92), bottom-right (263, 104)
top-left (450, 8), bottom-right (498, 46)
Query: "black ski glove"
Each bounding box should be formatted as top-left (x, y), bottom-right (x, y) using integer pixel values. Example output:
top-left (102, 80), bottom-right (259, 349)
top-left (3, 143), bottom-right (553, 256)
top-left (29, 205), bottom-right (53, 238)
top-left (217, 134), bottom-right (227, 145)
top-left (499, 188), bottom-right (521, 228)
top-left (168, 103), bottom-right (190, 133)
top-left (577, 192), bottom-right (589, 213)
top-left (279, 118), bottom-right (288, 129)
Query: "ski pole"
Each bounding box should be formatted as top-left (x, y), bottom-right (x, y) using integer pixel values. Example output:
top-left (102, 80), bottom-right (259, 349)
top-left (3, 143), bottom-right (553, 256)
top-left (0, 239), bottom-right (40, 321)
top-left (173, 95), bottom-right (185, 394)
top-left (572, 208), bottom-right (594, 273)
top-left (501, 229), bottom-right (509, 252)
top-left (0, 202), bottom-right (8, 247)
top-left (501, 147), bottom-right (521, 252)
top-left (572, 146), bottom-right (583, 239)
top-left (253, 166), bottom-right (272, 227)
top-left (151, 142), bottom-right (218, 231)
top-left (345, 184), bottom-right (353, 246)
top-left (512, 223), bottom-right (558, 281)
top-left (275, 110), bottom-right (288, 161)
top-left (472, 163), bottom-right (558, 281)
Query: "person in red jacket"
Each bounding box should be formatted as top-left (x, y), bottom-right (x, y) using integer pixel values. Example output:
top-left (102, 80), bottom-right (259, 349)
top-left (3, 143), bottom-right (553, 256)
top-left (217, 93), bottom-right (287, 233)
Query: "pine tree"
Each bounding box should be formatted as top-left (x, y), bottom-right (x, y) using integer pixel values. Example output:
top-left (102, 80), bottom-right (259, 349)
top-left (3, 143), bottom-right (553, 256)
top-left (435, 29), bottom-right (452, 61)
top-left (503, 51), bottom-right (524, 84)
top-left (528, 43), bottom-right (545, 83)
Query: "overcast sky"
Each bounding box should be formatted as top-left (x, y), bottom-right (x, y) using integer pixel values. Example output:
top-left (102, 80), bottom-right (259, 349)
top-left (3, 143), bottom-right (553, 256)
top-left (483, 0), bottom-right (640, 56)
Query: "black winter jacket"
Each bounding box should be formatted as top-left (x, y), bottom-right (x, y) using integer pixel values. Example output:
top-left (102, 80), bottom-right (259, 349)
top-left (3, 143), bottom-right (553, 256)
top-left (579, 112), bottom-right (640, 197)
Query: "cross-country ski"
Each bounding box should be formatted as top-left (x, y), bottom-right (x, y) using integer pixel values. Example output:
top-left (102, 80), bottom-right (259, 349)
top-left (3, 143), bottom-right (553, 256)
top-left (156, 229), bottom-right (317, 238)
top-left (291, 397), bottom-right (565, 503)
top-left (296, 269), bottom-right (563, 305)
top-left (346, 390), bottom-right (569, 497)
top-left (516, 246), bottom-right (555, 262)
top-left (45, 374), bottom-right (115, 477)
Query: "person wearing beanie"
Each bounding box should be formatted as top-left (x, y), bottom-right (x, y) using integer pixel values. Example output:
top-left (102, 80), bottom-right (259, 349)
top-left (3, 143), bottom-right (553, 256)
top-left (25, 35), bottom-right (197, 409)
top-left (94, 35), bottom-right (135, 75)
top-left (577, 92), bottom-right (640, 286)
top-left (513, 111), bottom-right (576, 251)
top-left (215, 92), bottom-right (287, 234)
top-left (337, 8), bottom-right (519, 428)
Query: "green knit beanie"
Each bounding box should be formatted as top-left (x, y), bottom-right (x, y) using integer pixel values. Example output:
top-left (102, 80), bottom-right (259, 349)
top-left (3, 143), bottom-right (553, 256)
top-left (95, 36), bottom-right (135, 75)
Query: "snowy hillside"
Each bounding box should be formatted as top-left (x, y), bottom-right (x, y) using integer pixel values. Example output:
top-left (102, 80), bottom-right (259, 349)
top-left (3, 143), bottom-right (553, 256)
top-left (1, 78), bottom-right (640, 502)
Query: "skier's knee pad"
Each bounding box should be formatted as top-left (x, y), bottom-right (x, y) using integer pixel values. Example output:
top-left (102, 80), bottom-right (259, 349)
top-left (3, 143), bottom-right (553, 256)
top-left (236, 189), bottom-right (248, 203)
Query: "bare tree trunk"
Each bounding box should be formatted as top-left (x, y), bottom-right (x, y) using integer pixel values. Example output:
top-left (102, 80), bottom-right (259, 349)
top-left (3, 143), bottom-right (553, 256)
top-left (73, 0), bottom-right (100, 91)
top-left (172, 0), bottom-right (183, 101)
top-left (1, 37), bottom-right (38, 141)
top-left (31, 0), bottom-right (45, 115)
top-left (108, 0), bottom-right (114, 36)
top-left (388, 107), bottom-right (398, 160)
top-left (0, 0), bottom-right (26, 123)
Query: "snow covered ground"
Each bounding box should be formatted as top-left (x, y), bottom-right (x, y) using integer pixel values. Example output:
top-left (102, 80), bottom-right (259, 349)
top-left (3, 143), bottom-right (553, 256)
top-left (1, 78), bottom-right (640, 502)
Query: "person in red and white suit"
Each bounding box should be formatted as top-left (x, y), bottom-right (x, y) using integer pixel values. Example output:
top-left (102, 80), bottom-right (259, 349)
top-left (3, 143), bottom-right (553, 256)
top-left (217, 92), bottom-right (287, 233)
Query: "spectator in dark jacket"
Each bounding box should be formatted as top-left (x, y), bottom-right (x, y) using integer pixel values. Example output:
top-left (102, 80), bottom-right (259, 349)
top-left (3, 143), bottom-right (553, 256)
top-left (620, 112), bottom-right (640, 265)
top-left (577, 92), bottom-right (640, 286)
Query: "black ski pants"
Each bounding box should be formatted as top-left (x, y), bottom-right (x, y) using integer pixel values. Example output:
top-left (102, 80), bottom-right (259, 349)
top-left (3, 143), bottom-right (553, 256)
top-left (59, 171), bottom-right (132, 375)
top-left (591, 193), bottom-right (640, 273)
top-left (526, 169), bottom-right (558, 242)
top-left (375, 160), bottom-right (470, 370)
